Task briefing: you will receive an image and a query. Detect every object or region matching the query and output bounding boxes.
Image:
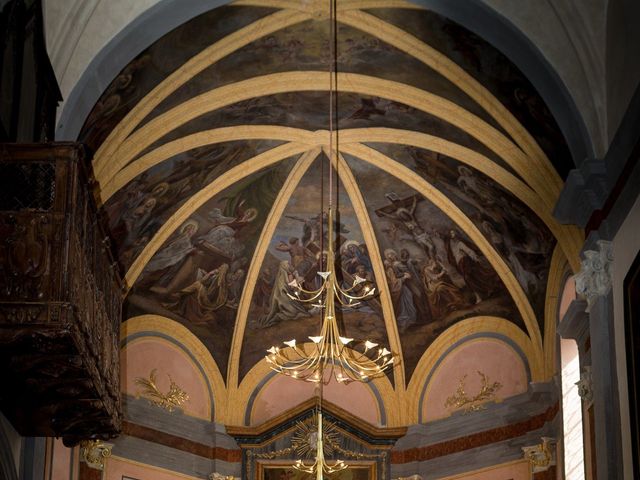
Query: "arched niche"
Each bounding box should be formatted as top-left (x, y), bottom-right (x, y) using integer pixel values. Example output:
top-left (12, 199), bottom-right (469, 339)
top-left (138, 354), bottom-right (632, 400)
top-left (246, 371), bottom-right (385, 427)
top-left (121, 336), bottom-right (212, 420)
top-left (420, 336), bottom-right (529, 423)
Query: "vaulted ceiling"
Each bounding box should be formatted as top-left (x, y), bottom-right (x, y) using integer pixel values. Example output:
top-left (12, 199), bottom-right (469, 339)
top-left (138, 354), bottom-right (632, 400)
top-left (80, 0), bottom-right (583, 426)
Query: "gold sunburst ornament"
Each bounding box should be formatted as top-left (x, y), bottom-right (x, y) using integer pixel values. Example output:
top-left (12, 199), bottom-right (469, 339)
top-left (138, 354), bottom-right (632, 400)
top-left (134, 368), bottom-right (189, 412)
top-left (292, 411), bottom-right (347, 479)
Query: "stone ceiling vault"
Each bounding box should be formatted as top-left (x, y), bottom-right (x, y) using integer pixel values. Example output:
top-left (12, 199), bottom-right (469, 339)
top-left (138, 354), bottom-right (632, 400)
top-left (80, 0), bottom-right (583, 426)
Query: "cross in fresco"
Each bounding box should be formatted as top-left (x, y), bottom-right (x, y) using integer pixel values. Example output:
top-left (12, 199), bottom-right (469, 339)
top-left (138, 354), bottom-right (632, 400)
top-left (375, 192), bottom-right (436, 259)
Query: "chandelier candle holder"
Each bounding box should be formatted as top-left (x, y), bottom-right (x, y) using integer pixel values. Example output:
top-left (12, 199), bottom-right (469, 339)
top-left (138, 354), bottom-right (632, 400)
top-left (265, 208), bottom-right (394, 384)
top-left (293, 410), bottom-right (347, 478)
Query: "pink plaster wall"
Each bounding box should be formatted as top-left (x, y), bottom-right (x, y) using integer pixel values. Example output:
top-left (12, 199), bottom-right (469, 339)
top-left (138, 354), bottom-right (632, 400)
top-left (121, 338), bottom-right (210, 419)
top-left (559, 276), bottom-right (577, 320)
top-left (440, 459), bottom-right (531, 479)
top-left (105, 456), bottom-right (199, 480)
top-left (51, 438), bottom-right (74, 480)
top-left (422, 339), bottom-right (528, 422)
top-left (251, 373), bottom-right (380, 425)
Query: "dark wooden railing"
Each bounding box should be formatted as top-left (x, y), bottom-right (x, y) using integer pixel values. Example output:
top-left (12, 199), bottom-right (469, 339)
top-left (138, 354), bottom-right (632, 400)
top-left (0, 143), bottom-right (122, 445)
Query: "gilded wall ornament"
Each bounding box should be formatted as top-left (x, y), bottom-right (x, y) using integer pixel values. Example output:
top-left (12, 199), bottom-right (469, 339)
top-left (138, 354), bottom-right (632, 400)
top-left (444, 371), bottom-right (503, 413)
top-left (134, 369), bottom-right (189, 412)
top-left (209, 473), bottom-right (237, 480)
top-left (79, 440), bottom-right (113, 470)
top-left (522, 437), bottom-right (555, 473)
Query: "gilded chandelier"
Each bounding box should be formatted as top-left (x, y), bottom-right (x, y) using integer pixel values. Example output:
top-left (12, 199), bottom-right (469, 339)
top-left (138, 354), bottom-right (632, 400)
top-left (292, 411), bottom-right (347, 478)
top-left (264, 0), bottom-right (395, 476)
top-left (265, 208), bottom-right (394, 384)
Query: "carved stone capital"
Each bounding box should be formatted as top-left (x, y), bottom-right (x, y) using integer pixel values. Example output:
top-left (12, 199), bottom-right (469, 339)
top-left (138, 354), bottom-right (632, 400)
top-left (574, 240), bottom-right (613, 311)
top-left (79, 440), bottom-right (113, 470)
top-left (522, 437), bottom-right (555, 473)
top-left (576, 366), bottom-right (594, 406)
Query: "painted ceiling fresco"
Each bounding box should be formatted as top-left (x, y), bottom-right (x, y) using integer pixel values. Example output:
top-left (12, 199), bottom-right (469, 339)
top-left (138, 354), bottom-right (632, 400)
top-left (80, 1), bottom-right (581, 392)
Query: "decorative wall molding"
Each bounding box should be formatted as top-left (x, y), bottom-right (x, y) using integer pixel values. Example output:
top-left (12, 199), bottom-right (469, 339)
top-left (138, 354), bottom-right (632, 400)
top-left (522, 437), bottom-right (555, 473)
top-left (79, 440), bottom-right (113, 471)
top-left (557, 299), bottom-right (590, 350)
top-left (209, 473), bottom-right (237, 480)
top-left (576, 365), bottom-right (594, 407)
top-left (574, 240), bottom-right (613, 311)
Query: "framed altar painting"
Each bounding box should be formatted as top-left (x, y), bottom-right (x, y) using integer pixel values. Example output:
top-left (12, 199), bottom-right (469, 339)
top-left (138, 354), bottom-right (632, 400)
top-left (257, 461), bottom-right (376, 480)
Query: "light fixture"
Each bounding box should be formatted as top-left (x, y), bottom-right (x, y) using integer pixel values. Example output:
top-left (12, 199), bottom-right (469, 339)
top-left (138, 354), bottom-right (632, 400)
top-left (292, 410), bottom-right (347, 478)
top-left (264, 0), bottom-right (396, 476)
top-left (265, 207), bottom-right (394, 384)
top-left (264, 0), bottom-right (395, 385)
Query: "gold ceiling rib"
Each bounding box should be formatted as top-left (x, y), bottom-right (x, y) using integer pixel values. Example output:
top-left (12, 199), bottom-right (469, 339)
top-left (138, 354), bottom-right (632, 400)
top-left (92, 2), bottom-right (562, 210)
top-left (339, 9), bottom-right (563, 200)
top-left (330, 149), bottom-right (406, 390)
top-left (105, 125), bottom-right (520, 203)
top-left (126, 142), bottom-right (311, 287)
top-left (97, 72), bottom-right (542, 203)
top-left (543, 246), bottom-right (568, 380)
top-left (109, 123), bottom-right (580, 272)
top-left (341, 142), bottom-right (544, 362)
top-left (232, 0), bottom-right (422, 12)
top-left (92, 8), bottom-right (312, 178)
top-left (99, 126), bottom-right (320, 202)
top-left (226, 148), bottom-right (321, 389)
top-left (122, 314), bottom-right (228, 422)
top-left (405, 316), bottom-right (542, 420)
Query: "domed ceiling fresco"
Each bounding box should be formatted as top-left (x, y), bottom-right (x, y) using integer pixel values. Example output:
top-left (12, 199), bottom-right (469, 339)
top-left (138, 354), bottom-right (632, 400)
top-left (80, 0), bottom-right (583, 425)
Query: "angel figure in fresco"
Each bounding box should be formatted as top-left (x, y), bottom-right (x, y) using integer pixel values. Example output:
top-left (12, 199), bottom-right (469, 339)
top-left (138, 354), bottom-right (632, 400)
top-left (258, 261), bottom-right (310, 328)
top-left (446, 229), bottom-right (499, 304)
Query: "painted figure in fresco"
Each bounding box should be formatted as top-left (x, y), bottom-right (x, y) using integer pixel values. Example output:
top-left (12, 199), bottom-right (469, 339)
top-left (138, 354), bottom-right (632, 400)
top-left (456, 165), bottom-right (494, 205)
top-left (376, 192), bottom-right (437, 259)
top-left (163, 264), bottom-right (230, 323)
top-left (254, 267), bottom-right (274, 308)
top-left (198, 205), bottom-right (257, 259)
top-left (376, 192), bottom-right (420, 230)
top-left (258, 261), bottom-right (310, 327)
top-left (340, 240), bottom-right (372, 274)
top-left (399, 248), bottom-right (432, 321)
top-left (145, 220), bottom-right (199, 275)
top-left (481, 220), bottom-right (539, 294)
top-left (422, 257), bottom-right (466, 318)
top-left (446, 230), bottom-right (499, 304)
top-left (286, 212), bottom-right (349, 252)
top-left (383, 249), bottom-right (417, 331)
top-left (275, 237), bottom-right (314, 274)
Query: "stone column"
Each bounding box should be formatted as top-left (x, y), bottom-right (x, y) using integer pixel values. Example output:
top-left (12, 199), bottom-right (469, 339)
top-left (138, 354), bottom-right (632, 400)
top-left (572, 240), bottom-right (623, 479)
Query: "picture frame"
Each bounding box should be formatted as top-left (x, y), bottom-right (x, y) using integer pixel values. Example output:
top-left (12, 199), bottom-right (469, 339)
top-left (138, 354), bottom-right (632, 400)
top-left (256, 460), bottom-right (376, 480)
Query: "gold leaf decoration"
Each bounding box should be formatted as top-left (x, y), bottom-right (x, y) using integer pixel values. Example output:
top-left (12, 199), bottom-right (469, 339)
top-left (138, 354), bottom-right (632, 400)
top-left (444, 371), bottom-right (502, 414)
top-left (134, 368), bottom-right (189, 412)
